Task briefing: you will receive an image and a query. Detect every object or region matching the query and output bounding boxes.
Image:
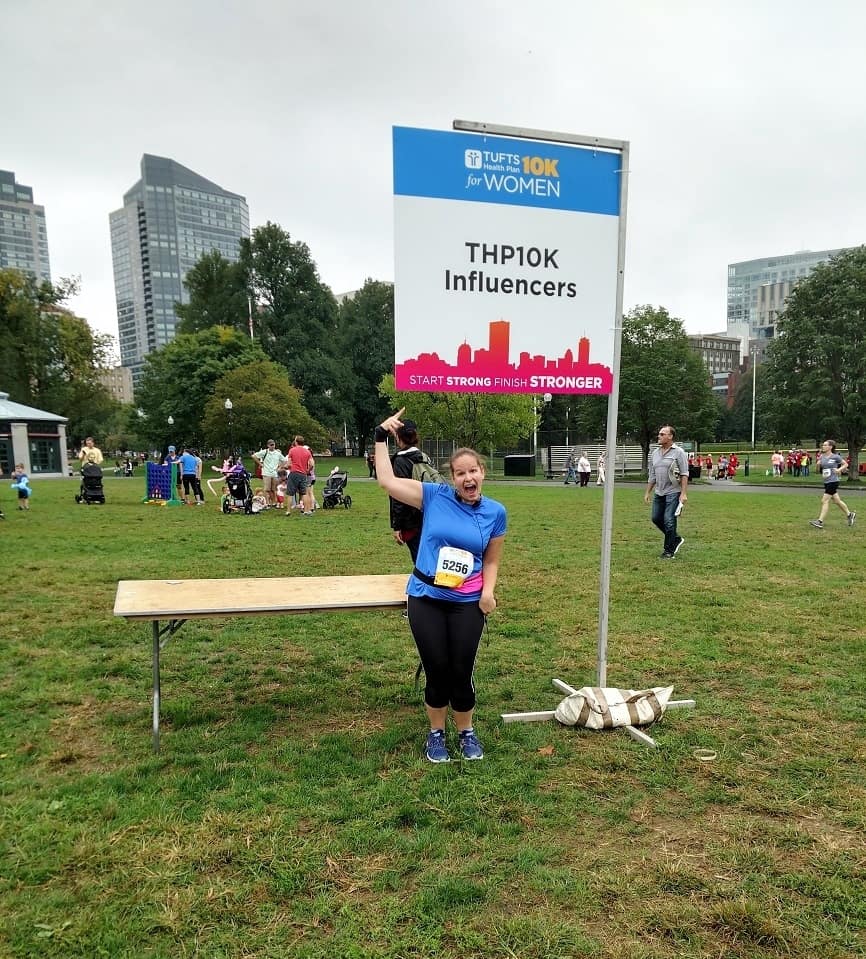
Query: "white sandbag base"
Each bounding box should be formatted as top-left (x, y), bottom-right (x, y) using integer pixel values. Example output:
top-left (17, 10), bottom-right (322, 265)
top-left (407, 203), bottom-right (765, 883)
top-left (501, 678), bottom-right (696, 749)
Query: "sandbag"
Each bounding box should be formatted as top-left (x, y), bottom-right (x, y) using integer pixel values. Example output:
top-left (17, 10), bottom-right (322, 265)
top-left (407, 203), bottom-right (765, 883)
top-left (554, 685), bottom-right (674, 729)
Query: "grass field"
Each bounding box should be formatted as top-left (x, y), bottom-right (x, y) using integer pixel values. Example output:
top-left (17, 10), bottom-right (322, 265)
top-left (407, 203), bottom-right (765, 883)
top-left (1, 471), bottom-right (864, 959)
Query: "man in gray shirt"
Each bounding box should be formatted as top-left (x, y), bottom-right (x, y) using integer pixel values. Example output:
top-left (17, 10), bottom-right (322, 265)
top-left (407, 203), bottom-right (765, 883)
top-left (644, 424), bottom-right (689, 559)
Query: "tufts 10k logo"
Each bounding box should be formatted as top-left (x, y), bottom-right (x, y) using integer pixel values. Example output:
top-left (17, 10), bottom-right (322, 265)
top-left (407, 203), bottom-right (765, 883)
top-left (463, 149), bottom-right (562, 199)
top-left (465, 149), bottom-right (482, 169)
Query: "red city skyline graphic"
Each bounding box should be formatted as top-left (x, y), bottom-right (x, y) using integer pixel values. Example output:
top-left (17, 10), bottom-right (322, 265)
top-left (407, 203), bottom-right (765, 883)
top-left (395, 319), bottom-right (613, 395)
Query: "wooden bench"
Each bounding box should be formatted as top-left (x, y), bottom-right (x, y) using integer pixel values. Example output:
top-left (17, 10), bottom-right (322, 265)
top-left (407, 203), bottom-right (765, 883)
top-left (114, 574), bottom-right (410, 752)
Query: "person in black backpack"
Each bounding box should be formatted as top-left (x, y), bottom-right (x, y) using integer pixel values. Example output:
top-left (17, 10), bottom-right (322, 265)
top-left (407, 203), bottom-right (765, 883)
top-left (389, 419), bottom-right (426, 562)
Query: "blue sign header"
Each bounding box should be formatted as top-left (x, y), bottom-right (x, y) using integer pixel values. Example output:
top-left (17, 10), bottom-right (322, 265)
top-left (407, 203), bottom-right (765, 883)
top-left (393, 126), bottom-right (620, 215)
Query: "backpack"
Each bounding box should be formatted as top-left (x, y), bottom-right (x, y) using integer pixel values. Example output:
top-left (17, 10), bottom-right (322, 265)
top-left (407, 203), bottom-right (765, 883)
top-left (411, 453), bottom-right (446, 485)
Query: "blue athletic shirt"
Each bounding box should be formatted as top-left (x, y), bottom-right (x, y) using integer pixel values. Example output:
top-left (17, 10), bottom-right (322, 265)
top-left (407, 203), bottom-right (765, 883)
top-left (408, 483), bottom-right (507, 602)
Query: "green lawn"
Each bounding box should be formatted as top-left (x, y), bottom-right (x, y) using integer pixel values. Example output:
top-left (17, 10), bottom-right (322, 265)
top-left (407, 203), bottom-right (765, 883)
top-left (1, 473), bottom-right (863, 958)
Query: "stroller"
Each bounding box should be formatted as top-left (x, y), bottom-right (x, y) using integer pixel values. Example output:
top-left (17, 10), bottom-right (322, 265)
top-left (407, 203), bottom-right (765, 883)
top-left (75, 463), bottom-right (105, 505)
top-left (321, 469), bottom-right (352, 509)
top-left (221, 470), bottom-right (254, 514)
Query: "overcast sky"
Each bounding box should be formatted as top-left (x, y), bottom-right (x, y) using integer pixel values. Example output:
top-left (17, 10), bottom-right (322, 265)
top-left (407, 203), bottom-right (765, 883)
top-left (4, 0), bottom-right (865, 347)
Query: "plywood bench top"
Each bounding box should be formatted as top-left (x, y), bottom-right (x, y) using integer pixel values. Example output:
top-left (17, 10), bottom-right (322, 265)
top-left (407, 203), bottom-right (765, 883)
top-left (114, 574), bottom-right (410, 621)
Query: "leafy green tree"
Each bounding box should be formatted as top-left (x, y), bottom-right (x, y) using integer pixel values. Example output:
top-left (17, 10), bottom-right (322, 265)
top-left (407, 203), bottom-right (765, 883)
top-left (618, 305), bottom-right (718, 469)
top-left (241, 223), bottom-right (341, 424)
top-left (765, 246), bottom-right (866, 477)
top-left (379, 375), bottom-right (535, 451)
top-left (723, 363), bottom-right (775, 445)
top-left (0, 269), bottom-right (118, 442)
top-left (136, 326), bottom-right (267, 450)
top-left (201, 360), bottom-right (326, 454)
top-left (539, 394), bottom-right (607, 446)
top-left (175, 251), bottom-right (250, 335)
top-left (334, 280), bottom-right (395, 453)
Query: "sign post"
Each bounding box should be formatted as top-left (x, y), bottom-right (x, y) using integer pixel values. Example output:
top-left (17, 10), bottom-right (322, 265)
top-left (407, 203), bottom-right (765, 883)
top-left (393, 119), bottom-right (627, 687)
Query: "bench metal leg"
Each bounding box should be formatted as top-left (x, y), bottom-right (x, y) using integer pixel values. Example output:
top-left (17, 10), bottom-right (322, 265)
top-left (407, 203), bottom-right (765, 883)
top-left (152, 620), bottom-right (160, 753)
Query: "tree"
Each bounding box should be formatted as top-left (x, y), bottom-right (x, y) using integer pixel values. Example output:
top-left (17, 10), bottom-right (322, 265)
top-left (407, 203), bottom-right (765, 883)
top-left (618, 305), bottom-right (719, 470)
top-left (379, 375), bottom-right (536, 451)
top-left (241, 223), bottom-right (341, 424)
top-left (135, 326), bottom-right (267, 450)
top-left (723, 363), bottom-right (774, 445)
top-left (765, 246), bottom-right (866, 478)
top-left (200, 360), bottom-right (327, 453)
top-left (334, 280), bottom-right (395, 452)
top-left (0, 269), bottom-right (118, 443)
top-left (539, 394), bottom-right (607, 446)
top-left (175, 251), bottom-right (250, 335)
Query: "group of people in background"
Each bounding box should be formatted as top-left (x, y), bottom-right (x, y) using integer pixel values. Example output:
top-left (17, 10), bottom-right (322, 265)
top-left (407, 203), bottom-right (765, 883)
top-left (251, 436), bottom-right (317, 515)
top-left (689, 451), bottom-right (740, 480)
top-left (163, 445), bottom-right (205, 505)
top-left (771, 448), bottom-right (812, 477)
top-left (564, 449), bottom-right (605, 487)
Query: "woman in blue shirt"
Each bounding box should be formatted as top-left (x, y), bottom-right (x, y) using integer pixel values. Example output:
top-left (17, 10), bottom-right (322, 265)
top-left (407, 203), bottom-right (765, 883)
top-left (375, 408), bottom-right (506, 763)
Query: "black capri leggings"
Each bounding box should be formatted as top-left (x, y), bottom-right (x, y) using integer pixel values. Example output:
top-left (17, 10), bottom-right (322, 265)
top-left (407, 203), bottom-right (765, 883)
top-left (407, 594), bottom-right (485, 712)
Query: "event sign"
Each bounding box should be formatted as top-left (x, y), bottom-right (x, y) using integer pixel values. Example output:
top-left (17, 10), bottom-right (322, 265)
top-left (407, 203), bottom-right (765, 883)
top-left (393, 126), bottom-right (622, 395)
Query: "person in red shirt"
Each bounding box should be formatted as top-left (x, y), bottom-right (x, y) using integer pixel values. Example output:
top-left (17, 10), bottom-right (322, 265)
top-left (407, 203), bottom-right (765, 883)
top-left (285, 435), bottom-right (315, 516)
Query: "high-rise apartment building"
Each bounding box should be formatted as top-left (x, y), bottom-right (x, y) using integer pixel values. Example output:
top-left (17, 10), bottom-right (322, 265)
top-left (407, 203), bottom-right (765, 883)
top-left (0, 169), bottom-right (51, 282)
top-left (727, 248), bottom-right (849, 340)
top-left (109, 155), bottom-right (249, 388)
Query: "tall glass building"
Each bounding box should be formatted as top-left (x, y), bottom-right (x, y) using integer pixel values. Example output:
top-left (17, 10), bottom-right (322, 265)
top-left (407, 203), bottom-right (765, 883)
top-left (727, 248), bottom-right (849, 340)
top-left (109, 155), bottom-right (249, 389)
top-left (0, 169), bottom-right (51, 283)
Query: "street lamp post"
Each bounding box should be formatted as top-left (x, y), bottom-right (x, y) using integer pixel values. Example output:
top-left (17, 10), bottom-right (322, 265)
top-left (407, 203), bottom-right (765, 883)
top-left (750, 349), bottom-right (757, 451)
top-left (533, 393), bottom-right (553, 458)
top-left (224, 398), bottom-right (233, 458)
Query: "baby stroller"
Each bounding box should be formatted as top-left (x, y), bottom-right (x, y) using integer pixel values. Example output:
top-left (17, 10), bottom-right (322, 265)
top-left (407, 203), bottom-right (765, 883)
top-left (221, 470), bottom-right (254, 514)
top-left (322, 469), bottom-right (351, 509)
top-left (75, 463), bottom-right (105, 505)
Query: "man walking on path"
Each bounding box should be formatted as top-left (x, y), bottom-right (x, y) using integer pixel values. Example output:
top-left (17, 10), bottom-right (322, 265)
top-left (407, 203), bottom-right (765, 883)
top-left (810, 439), bottom-right (856, 529)
top-left (644, 425), bottom-right (689, 559)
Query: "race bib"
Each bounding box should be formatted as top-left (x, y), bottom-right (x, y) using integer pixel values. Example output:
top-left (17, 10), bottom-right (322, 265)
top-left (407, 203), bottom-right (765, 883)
top-left (823, 467), bottom-right (832, 478)
top-left (434, 547), bottom-right (474, 587)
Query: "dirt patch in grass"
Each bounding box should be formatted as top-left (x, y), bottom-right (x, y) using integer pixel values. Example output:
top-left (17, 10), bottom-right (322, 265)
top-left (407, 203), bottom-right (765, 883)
top-left (42, 698), bottom-right (131, 774)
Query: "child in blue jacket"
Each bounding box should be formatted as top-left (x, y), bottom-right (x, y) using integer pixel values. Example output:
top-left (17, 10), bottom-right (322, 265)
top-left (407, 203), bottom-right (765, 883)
top-left (10, 464), bottom-right (32, 511)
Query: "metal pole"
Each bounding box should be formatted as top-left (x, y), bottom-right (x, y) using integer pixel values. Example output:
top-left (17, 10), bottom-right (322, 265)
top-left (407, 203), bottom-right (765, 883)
top-left (752, 349), bottom-right (758, 452)
top-left (152, 621), bottom-right (160, 753)
top-left (533, 397), bottom-right (538, 459)
top-left (596, 142), bottom-right (630, 688)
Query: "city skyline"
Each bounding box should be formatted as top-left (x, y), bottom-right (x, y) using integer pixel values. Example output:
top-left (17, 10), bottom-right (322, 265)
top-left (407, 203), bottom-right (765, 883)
top-left (4, 3), bottom-right (866, 351)
top-left (396, 319), bottom-right (612, 395)
top-left (109, 155), bottom-right (249, 388)
top-left (0, 169), bottom-right (51, 284)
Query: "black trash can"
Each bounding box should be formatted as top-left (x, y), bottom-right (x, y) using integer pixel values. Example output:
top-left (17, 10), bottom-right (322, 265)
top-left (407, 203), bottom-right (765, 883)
top-left (688, 464), bottom-right (702, 481)
top-left (504, 454), bottom-right (536, 477)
